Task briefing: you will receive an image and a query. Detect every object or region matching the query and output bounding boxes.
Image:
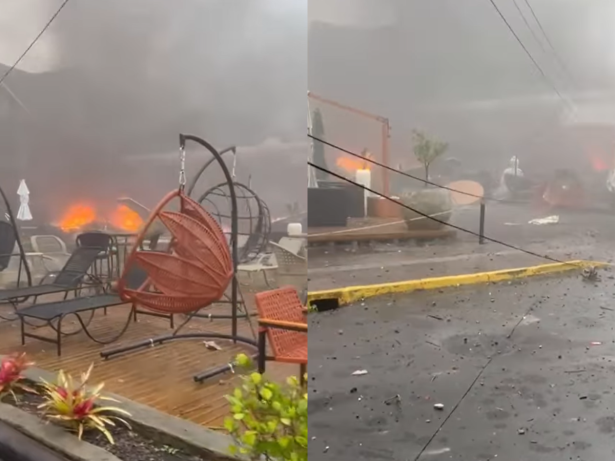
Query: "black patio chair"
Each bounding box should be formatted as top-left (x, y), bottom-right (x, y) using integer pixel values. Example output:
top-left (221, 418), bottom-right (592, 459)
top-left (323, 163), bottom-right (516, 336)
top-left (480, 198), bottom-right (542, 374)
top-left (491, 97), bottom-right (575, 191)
top-left (16, 265), bottom-right (156, 355)
top-left (0, 233), bottom-right (112, 309)
top-left (75, 232), bottom-right (116, 283)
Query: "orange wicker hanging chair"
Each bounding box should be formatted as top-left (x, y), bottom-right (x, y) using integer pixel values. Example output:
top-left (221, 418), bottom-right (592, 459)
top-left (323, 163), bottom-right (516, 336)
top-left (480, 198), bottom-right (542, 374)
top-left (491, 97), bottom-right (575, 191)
top-left (117, 189), bottom-right (233, 315)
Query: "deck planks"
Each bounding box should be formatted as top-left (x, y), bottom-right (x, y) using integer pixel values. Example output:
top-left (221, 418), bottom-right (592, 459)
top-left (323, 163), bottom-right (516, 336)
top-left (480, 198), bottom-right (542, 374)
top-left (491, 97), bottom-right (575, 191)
top-left (0, 295), bottom-right (295, 427)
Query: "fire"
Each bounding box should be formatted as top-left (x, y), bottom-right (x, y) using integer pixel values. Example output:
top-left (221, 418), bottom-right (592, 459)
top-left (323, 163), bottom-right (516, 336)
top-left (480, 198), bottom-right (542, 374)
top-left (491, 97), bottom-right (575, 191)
top-left (58, 203), bottom-right (144, 233)
top-left (110, 205), bottom-right (143, 232)
top-left (59, 204), bottom-right (96, 232)
top-left (336, 156), bottom-right (371, 172)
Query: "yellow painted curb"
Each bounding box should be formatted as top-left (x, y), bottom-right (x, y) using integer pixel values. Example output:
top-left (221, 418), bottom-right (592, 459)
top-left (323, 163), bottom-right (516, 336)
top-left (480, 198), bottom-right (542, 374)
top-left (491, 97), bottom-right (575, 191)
top-left (307, 260), bottom-right (605, 307)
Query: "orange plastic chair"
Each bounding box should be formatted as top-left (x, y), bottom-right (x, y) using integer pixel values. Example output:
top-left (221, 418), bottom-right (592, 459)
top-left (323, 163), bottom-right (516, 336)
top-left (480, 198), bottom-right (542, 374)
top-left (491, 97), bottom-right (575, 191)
top-left (255, 286), bottom-right (308, 382)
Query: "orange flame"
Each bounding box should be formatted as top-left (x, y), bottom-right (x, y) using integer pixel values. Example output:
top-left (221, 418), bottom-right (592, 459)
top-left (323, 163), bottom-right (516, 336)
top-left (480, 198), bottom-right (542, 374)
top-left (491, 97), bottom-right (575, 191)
top-left (58, 204), bottom-right (144, 233)
top-left (336, 156), bottom-right (371, 172)
top-left (59, 204), bottom-right (96, 232)
top-left (109, 205), bottom-right (143, 232)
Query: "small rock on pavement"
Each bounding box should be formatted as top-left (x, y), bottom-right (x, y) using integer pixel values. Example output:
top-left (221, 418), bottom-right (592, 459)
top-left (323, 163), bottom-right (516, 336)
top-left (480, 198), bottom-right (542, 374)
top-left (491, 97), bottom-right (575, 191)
top-left (434, 403), bottom-right (444, 410)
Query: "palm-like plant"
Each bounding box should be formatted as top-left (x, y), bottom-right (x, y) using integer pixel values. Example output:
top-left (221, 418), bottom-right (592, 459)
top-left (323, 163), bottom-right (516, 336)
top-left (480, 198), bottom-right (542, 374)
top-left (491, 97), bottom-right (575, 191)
top-left (412, 130), bottom-right (448, 185)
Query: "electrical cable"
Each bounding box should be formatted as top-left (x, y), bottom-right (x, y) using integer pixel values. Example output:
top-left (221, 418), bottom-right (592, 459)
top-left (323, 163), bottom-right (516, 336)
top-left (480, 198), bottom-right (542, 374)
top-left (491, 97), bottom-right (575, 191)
top-left (512, 0), bottom-right (547, 55)
top-left (0, 0), bottom-right (70, 87)
top-left (487, 0), bottom-right (573, 112)
top-left (523, 0), bottom-right (577, 87)
top-left (308, 134), bottom-right (530, 204)
top-left (308, 161), bottom-right (585, 268)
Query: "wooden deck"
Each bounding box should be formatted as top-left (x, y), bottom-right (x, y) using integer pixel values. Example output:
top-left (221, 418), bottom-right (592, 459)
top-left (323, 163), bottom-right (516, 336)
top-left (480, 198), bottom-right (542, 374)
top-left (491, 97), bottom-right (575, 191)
top-left (0, 293), bottom-right (295, 428)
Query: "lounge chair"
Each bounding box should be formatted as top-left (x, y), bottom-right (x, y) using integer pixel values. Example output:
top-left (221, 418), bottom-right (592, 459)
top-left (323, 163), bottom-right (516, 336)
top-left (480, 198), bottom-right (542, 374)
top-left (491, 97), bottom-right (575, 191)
top-left (16, 266), bottom-right (151, 355)
top-left (0, 233), bottom-right (113, 307)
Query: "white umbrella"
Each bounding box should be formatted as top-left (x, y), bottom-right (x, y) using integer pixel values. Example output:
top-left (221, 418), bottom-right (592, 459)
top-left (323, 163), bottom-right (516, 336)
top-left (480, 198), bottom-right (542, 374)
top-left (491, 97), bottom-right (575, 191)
top-left (16, 179), bottom-right (32, 221)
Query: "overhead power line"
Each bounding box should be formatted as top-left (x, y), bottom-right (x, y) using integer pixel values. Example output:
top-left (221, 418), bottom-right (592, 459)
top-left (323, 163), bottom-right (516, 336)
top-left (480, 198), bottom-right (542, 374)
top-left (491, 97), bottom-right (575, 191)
top-left (522, 0), bottom-right (577, 87)
top-left (0, 0), bottom-right (70, 88)
top-left (487, 0), bottom-right (572, 112)
top-left (511, 0), bottom-right (547, 55)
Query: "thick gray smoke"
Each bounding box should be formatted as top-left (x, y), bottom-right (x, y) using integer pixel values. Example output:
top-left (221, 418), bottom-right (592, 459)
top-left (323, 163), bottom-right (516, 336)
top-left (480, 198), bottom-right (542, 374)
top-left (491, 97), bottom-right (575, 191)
top-left (0, 0), bottom-right (306, 221)
top-left (309, 0), bottom-right (615, 177)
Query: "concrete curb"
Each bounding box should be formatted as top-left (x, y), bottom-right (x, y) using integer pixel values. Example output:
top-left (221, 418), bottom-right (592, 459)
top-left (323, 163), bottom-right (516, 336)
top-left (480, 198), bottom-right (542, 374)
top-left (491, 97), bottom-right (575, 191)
top-left (307, 260), bottom-right (605, 307)
top-left (0, 360), bottom-right (239, 461)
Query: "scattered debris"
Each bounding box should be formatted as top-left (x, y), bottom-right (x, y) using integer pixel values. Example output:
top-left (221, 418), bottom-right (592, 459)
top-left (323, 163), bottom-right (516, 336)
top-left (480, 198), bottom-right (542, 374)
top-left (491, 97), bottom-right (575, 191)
top-left (518, 428), bottom-right (526, 435)
top-left (426, 340), bottom-right (440, 349)
top-left (564, 369), bottom-right (586, 374)
top-left (590, 341), bottom-right (602, 346)
top-left (600, 306), bottom-right (614, 312)
top-left (434, 403), bottom-right (445, 411)
top-left (579, 395), bottom-right (588, 400)
top-left (582, 266), bottom-right (600, 282)
top-left (203, 341), bottom-right (222, 351)
top-left (384, 394), bottom-right (401, 406)
top-left (428, 314), bottom-right (444, 321)
top-left (528, 215), bottom-right (559, 225)
top-left (351, 369), bottom-right (369, 376)
top-left (323, 446), bottom-right (329, 453)
top-left (424, 448), bottom-right (451, 456)
top-left (350, 387), bottom-right (358, 394)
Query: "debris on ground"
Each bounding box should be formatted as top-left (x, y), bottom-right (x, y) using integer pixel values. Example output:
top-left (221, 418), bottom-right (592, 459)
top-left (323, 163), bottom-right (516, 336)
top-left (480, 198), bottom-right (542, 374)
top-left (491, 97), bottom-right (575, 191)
top-left (203, 341), bottom-right (222, 351)
top-left (581, 265), bottom-right (600, 282)
top-left (434, 403), bottom-right (445, 410)
top-left (528, 215), bottom-right (559, 225)
top-left (351, 369), bottom-right (368, 376)
top-left (384, 394), bottom-right (401, 405)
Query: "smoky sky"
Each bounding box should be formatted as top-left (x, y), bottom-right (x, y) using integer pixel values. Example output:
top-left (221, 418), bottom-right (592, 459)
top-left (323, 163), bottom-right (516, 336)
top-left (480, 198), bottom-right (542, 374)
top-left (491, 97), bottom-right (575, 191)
top-left (309, 0), bottom-right (615, 175)
top-left (0, 0), bottom-right (306, 221)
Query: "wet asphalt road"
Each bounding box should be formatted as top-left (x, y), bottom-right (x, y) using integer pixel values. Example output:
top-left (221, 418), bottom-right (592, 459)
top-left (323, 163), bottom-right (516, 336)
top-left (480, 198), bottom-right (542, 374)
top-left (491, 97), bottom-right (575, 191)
top-left (308, 272), bottom-right (615, 460)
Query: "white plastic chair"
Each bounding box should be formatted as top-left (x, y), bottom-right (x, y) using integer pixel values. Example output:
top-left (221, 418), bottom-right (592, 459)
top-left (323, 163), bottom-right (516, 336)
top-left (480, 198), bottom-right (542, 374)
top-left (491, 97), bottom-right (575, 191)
top-left (270, 241), bottom-right (307, 292)
top-left (237, 252), bottom-right (277, 288)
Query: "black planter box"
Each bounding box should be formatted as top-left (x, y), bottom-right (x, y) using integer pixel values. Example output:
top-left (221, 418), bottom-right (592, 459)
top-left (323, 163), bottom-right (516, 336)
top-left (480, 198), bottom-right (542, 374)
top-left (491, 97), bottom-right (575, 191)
top-left (308, 182), bottom-right (364, 227)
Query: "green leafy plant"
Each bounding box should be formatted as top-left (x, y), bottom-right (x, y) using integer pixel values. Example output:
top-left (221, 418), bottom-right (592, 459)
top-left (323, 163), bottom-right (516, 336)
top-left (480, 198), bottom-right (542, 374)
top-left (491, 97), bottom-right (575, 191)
top-left (38, 364), bottom-right (131, 443)
top-left (225, 354), bottom-right (308, 461)
top-left (412, 130), bottom-right (448, 184)
top-left (0, 353), bottom-right (35, 402)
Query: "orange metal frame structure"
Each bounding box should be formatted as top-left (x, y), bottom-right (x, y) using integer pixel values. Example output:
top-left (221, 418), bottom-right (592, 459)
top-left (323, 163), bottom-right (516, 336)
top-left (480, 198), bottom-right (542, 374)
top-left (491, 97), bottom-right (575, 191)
top-left (307, 92), bottom-right (391, 197)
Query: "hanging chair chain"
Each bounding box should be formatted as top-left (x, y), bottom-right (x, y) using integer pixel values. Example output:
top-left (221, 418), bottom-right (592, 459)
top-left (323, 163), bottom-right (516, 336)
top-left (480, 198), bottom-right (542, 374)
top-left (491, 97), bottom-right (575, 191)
top-left (179, 144), bottom-right (187, 190)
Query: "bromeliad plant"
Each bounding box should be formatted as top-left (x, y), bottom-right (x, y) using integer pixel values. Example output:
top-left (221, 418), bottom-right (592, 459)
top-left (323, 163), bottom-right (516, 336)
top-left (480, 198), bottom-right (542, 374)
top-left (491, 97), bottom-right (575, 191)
top-left (0, 353), bottom-right (35, 402)
top-left (225, 354), bottom-right (308, 461)
top-left (38, 364), bottom-right (131, 444)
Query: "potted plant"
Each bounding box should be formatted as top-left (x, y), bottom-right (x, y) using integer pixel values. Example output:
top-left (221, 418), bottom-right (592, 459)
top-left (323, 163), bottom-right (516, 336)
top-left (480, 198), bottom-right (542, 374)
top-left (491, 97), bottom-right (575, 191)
top-left (401, 130), bottom-right (452, 230)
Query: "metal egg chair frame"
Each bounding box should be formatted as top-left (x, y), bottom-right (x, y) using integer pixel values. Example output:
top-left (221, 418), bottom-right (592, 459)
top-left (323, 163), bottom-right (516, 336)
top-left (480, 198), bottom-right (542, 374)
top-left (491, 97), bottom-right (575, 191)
top-left (186, 146), bottom-right (272, 263)
top-left (101, 134), bottom-right (260, 382)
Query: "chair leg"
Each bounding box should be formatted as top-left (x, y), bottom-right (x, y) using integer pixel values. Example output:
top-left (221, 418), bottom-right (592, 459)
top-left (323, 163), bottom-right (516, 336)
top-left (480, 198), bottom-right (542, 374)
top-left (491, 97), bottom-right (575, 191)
top-left (56, 316), bottom-right (63, 356)
top-left (263, 270), bottom-right (273, 288)
top-left (20, 317), bottom-right (25, 346)
top-left (258, 330), bottom-right (267, 374)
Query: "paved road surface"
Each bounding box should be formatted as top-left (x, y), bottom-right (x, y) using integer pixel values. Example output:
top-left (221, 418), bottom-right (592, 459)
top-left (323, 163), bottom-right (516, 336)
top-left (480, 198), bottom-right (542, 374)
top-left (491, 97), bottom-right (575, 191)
top-left (309, 273), bottom-right (615, 460)
top-left (309, 202), bottom-right (615, 290)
